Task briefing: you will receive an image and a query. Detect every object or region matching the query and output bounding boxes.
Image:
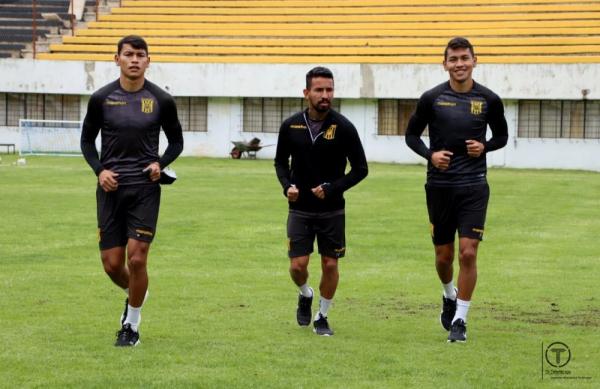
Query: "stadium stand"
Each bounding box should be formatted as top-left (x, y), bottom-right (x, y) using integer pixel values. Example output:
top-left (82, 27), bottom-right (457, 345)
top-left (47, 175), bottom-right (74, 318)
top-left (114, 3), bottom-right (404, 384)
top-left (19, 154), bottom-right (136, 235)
top-left (36, 0), bottom-right (600, 63)
top-left (0, 0), bottom-right (96, 58)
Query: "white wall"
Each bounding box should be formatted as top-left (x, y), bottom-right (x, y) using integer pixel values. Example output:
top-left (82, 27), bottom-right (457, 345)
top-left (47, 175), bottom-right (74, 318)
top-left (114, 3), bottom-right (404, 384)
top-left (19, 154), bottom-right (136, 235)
top-left (505, 137), bottom-right (600, 170)
top-left (181, 97), bottom-right (243, 157)
top-left (1, 59), bottom-right (599, 171)
top-left (0, 127), bottom-right (19, 148)
top-left (1, 59), bottom-right (599, 100)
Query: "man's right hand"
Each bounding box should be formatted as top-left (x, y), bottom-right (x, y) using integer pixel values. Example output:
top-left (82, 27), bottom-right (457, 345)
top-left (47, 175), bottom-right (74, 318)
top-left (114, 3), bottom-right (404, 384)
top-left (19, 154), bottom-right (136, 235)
top-left (431, 150), bottom-right (453, 171)
top-left (98, 169), bottom-right (119, 192)
top-left (287, 184), bottom-right (299, 202)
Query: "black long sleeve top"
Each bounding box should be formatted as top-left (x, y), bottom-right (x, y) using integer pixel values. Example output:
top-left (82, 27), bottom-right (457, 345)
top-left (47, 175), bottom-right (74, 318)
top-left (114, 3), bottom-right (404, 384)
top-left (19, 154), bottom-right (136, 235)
top-left (405, 81), bottom-right (508, 187)
top-left (80, 79), bottom-right (184, 185)
top-left (274, 109), bottom-right (368, 212)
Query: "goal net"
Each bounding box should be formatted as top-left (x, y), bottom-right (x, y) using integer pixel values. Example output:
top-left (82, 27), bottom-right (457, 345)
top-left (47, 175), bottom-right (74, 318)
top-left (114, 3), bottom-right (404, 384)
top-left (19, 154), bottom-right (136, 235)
top-left (19, 119), bottom-right (83, 156)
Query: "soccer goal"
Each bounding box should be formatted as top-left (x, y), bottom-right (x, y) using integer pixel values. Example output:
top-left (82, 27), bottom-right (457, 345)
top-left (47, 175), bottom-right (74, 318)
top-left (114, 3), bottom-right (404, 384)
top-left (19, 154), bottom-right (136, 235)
top-left (19, 119), bottom-right (83, 156)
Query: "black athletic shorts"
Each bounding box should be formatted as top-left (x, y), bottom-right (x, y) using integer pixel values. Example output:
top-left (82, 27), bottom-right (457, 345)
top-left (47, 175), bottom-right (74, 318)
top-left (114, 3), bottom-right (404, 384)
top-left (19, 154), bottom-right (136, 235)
top-left (287, 210), bottom-right (346, 259)
top-left (425, 183), bottom-right (489, 245)
top-left (96, 183), bottom-right (161, 250)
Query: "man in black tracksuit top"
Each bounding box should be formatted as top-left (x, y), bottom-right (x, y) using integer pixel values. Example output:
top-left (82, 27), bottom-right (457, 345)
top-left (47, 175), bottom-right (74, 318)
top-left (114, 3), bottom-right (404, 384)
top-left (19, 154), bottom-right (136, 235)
top-left (405, 38), bottom-right (508, 343)
top-left (275, 67), bottom-right (368, 336)
top-left (80, 36), bottom-right (183, 347)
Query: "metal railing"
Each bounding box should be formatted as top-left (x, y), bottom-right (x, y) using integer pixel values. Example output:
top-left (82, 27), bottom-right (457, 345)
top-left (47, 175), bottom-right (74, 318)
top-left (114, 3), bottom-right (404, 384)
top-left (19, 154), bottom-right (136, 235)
top-left (32, 0), bottom-right (37, 58)
top-left (31, 0), bottom-right (79, 58)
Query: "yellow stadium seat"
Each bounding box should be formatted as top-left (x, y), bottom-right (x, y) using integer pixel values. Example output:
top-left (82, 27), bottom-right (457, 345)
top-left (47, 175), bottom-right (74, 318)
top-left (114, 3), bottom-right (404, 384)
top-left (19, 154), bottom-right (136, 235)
top-left (43, 0), bottom-right (600, 63)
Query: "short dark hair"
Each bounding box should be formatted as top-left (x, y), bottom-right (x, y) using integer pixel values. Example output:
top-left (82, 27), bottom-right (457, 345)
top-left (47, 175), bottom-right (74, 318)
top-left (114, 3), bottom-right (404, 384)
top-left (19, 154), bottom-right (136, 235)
top-left (306, 66), bottom-right (334, 89)
top-left (444, 37), bottom-right (474, 61)
top-left (117, 35), bottom-right (148, 55)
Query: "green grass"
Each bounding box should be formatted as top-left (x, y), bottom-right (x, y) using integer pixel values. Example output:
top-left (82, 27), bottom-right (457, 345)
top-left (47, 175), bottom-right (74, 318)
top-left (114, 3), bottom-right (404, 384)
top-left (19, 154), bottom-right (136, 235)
top-left (1, 155), bottom-right (599, 388)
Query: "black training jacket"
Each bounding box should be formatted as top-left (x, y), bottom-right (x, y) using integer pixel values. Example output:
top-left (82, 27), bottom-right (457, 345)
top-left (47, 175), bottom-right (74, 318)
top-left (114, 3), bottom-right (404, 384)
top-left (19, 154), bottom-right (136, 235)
top-left (274, 109), bottom-right (368, 212)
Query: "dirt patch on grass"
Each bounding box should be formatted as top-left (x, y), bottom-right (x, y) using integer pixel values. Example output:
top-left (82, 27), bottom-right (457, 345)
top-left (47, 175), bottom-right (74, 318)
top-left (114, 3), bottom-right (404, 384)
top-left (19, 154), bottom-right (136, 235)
top-left (344, 297), bottom-right (600, 327)
top-left (480, 301), bottom-right (600, 327)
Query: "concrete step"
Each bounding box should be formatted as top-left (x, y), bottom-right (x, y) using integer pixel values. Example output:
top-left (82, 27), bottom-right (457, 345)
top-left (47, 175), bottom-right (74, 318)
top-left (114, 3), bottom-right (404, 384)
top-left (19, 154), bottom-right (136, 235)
top-left (83, 11), bottom-right (96, 22)
top-left (44, 33), bottom-right (64, 43)
top-left (0, 51), bottom-right (20, 58)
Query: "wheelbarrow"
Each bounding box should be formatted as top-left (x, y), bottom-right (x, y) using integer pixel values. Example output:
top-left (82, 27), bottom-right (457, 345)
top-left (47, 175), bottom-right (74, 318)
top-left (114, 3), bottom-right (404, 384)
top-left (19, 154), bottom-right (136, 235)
top-left (230, 137), bottom-right (272, 159)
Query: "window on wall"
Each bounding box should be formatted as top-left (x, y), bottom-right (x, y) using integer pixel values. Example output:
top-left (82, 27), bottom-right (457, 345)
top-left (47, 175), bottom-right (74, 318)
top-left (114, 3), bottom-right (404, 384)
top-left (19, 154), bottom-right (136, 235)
top-left (518, 100), bottom-right (600, 139)
top-left (377, 99), bottom-right (426, 136)
top-left (282, 98), bottom-right (303, 120)
top-left (0, 93), bottom-right (80, 126)
top-left (6, 93), bottom-right (25, 126)
top-left (243, 98), bottom-right (264, 132)
top-left (378, 99), bottom-right (399, 135)
top-left (26, 94), bottom-right (44, 120)
top-left (263, 98), bottom-right (283, 133)
top-left (518, 101), bottom-right (540, 138)
top-left (175, 97), bottom-right (208, 132)
top-left (62, 95), bottom-right (80, 121)
top-left (43, 95), bottom-right (62, 121)
top-left (540, 100), bottom-right (561, 138)
top-left (584, 101), bottom-right (600, 139)
top-left (564, 101), bottom-right (585, 138)
top-left (0, 94), bottom-right (5, 125)
top-left (42, 94), bottom-right (80, 121)
top-left (243, 97), bottom-right (341, 133)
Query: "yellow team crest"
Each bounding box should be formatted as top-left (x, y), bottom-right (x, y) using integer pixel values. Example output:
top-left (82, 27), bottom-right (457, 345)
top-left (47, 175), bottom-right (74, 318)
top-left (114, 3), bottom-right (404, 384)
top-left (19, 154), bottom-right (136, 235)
top-left (470, 100), bottom-right (483, 115)
top-left (141, 98), bottom-right (154, 114)
top-left (323, 125), bottom-right (337, 140)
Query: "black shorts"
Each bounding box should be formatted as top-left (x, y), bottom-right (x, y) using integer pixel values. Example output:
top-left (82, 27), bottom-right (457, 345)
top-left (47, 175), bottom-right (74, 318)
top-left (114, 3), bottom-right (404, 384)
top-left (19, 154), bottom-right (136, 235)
top-left (96, 184), bottom-right (161, 250)
top-left (425, 183), bottom-right (489, 245)
top-left (287, 210), bottom-right (346, 259)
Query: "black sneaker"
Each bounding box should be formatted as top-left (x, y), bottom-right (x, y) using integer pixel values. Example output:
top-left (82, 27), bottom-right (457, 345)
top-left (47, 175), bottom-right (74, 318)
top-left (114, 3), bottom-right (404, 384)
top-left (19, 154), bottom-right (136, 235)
top-left (313, 313), bottom-right (334, 336)
top-left (440, 289), bottom-right (457, 331)
top-left (120, 298), bottom-right (128, 325)
top-left (447, 319), bottom-right (467, 343)
top-left (115, 324), bottom-right (140, 347)
top-left (296, 289), bottom-right (313, 326)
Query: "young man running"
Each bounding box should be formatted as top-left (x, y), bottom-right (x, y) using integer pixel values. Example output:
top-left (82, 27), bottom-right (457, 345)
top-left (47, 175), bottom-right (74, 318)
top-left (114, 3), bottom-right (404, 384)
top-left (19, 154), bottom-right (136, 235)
top-left (81, 35), bottom-right (184, 346)
top-left (405, 37), bottom-right (508, 342)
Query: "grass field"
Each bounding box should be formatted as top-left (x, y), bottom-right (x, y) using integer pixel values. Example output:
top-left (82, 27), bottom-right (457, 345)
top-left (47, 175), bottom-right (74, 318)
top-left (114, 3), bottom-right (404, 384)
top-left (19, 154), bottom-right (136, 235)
top-left (1, 155), bottom-right (599, 388)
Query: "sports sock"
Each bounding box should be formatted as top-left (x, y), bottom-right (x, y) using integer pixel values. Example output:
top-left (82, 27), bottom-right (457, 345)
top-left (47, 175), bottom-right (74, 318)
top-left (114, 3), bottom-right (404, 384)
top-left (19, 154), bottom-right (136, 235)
top-left (452, 299), bottom-right (471, 324)
top-left (443, 281), bottom-right (457, 300)
top-left (316, 297), bottom-right (332, 318)
top-left (124, 305), bottom-right (141, 332)
top-left (299, 284), bottom-right (313, 298)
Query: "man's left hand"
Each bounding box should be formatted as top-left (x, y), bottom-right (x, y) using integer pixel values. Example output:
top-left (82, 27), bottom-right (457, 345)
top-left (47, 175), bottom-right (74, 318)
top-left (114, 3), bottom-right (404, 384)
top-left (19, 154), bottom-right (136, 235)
top-left (311, 185), bottom-right (326, 200)
top-left (143, 162), bottom-right (161, 182)
top-left (466, 140), bottom-right (485, 158)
